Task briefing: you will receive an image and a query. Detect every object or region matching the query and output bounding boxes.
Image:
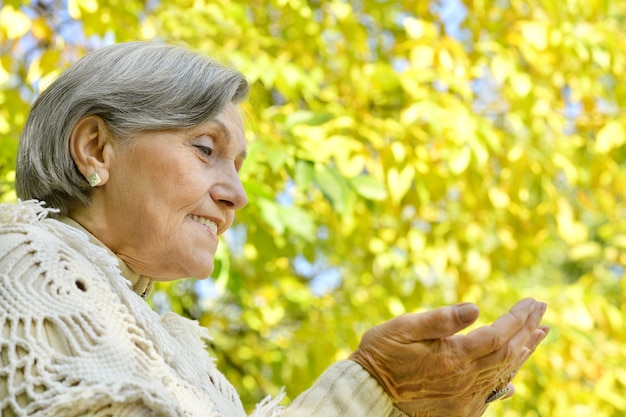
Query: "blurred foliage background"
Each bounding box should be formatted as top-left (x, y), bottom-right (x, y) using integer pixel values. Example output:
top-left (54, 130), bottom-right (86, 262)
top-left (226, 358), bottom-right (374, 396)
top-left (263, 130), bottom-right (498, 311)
top-left (1, 0), bottom-right (625, 415)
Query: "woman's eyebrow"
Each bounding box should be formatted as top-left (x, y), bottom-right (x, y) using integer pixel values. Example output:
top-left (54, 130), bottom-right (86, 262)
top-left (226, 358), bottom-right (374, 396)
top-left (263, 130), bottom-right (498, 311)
top-left (212, 119), bottom-right (231, 143)
top-left (213, 119), bottom-right (247, 160)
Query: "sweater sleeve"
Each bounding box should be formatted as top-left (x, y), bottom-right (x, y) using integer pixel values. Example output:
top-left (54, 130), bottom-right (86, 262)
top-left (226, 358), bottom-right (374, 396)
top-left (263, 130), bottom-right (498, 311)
top-left (281, 360), bottom-right (408, 417)
top-left (0, 221), bottom-right (184, 417)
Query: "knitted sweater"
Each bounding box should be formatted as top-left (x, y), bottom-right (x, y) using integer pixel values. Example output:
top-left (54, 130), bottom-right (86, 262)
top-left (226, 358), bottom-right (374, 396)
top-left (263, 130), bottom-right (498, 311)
top-left (0, 201), bottom-right (405, 417)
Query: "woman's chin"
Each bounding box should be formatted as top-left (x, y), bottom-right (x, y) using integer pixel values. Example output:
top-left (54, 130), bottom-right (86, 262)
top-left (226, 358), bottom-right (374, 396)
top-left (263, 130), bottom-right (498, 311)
top-left (147, 260), bottom-right (214, 281)
top-left (186, 261), bottom-right (215, 280)
top-left (189, 268), bottom-right (214, 280)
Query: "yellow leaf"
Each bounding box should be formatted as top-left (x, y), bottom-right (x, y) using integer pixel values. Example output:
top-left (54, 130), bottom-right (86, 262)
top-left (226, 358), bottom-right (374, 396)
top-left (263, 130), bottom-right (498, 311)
top-left (437, 48), bottom-right (454, 71)
top-left (488, 187), bottom-right (510, 208)
top-left (243, 243), bottom-right (258, 261)
top-left (260, 304), bottom-right (285, 326)
top-left (0, 6), bottom-right (31, 39)
top-left (448, 146), bottom-right (471, 175)
top-left (562, 303), bottom-right (594, 331)
top-left (82, 0), bottom-right (99, 13)
top-left (26, 56), bottom-right (42, 85)
top-left (552, 153), bottom-right (578, 183)
top-left (31, 17), bottom-right (52, 40)
top-left (403, 17), bottom-right (437, 40)
top-left (464, 250), bottom-right (491, 281)
top-left (509, 72), bottom-right (532, 97)
top-left (569, 242), bottom-right (601, 260)
top-left (491, 55), bottom-right (512, 84)
top-left (410, 45), bottom-right (434, 69)
top-left (387, 297), bottom-right (406, 316)
top-left (27, 50), bottom-right (60, 85)
top-left (38, 70), bottom-right (62, 94)
top-left (506, 144), bottom-right (524, 162)
top-left (592, 47), bottom-right (611, 71)
top-left (556, 198), bottom-right (588, 244)
top-left (0, 60), bottom-right (9, 86)
top-left (407, 228), bottom-right (426, 252)
top-left (68, 0), bottom-right (82, 19)
top-left (464, 222), bottom-right (485, 243)
top-left (330, 1), bottom-right (352, 21)
top-left (68, 0), bottom-right (99, 19)
top-left (519, 21), bottom-right (548, 50)
top-left (594, 120), bottom-right (625, 154)
top-left (368, 237), bottom-right (387, 254)
top-left (497, 227), bottom-right (518, 250)
top-left (602, 303), bottom-right (624, 338)
top-left (391, 142), bottom-right (406, 163)
top-left (400, 102), bottom-right (423, 125)
top-left (387, 165), bottom-right (415, 204)
top-left (611, 235), bottom-right (626, 249)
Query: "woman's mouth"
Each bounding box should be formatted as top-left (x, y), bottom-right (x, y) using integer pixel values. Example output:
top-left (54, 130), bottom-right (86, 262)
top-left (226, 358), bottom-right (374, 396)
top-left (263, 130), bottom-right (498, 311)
top-left (189, 214), bottom-right (218, 234)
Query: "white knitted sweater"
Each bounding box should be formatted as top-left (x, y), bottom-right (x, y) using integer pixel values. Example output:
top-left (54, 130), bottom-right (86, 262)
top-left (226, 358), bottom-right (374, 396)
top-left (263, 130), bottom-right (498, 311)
top-left (0, 201), bottom-right (405, 417)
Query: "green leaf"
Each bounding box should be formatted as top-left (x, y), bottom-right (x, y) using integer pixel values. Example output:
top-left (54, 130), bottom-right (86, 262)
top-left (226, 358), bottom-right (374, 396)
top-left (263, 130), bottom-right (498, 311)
top-left (350, 174), bottom-right (388, 201)
top-left (313, 164), bottom-right (352, 212)
top-left (285, 110), bottom-right (334, 128)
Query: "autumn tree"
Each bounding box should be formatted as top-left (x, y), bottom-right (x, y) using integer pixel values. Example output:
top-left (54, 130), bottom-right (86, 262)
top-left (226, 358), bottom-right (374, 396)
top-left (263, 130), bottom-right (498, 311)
top-left (0, 0), bottom-right (624, 415)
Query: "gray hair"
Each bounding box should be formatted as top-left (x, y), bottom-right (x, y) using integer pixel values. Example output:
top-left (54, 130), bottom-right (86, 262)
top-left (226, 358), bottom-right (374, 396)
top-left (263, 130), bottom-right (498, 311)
top-left (16, 41), bottom-right (249, 215)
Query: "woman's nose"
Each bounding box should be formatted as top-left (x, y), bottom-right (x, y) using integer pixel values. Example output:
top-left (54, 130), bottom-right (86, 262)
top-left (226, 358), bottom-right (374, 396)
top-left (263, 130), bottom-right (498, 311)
top-left (210, 167), bottom-right (248, 210)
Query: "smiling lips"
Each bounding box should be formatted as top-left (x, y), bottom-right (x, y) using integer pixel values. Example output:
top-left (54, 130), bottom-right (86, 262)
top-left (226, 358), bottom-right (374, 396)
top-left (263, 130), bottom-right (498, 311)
top-left (189, 214), bottom-right (218, 234)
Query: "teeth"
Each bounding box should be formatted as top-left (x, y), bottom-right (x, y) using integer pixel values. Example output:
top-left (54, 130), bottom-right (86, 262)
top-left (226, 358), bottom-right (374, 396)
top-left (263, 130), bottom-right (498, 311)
top-left (190, 215), bottom-right (218, 233)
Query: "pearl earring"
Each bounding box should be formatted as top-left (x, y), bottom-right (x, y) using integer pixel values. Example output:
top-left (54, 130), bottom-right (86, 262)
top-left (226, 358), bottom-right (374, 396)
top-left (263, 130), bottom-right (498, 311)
top-left (87, 172), bottom-right (102, 187)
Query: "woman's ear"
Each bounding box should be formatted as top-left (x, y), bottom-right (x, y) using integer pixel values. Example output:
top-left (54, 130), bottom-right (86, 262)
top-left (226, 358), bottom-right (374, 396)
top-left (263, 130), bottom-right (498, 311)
top-left (69, 115), bottom-right (113, 186)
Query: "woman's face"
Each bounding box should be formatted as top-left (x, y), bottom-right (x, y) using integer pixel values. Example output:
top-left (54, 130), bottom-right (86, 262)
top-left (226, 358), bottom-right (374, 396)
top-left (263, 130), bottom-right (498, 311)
top-left (93, 103), bottom-right (248, 280)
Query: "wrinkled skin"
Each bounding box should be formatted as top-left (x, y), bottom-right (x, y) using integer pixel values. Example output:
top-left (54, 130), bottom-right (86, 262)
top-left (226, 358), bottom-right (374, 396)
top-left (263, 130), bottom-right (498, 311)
top-left (349, 298), bottom-right (549, 417)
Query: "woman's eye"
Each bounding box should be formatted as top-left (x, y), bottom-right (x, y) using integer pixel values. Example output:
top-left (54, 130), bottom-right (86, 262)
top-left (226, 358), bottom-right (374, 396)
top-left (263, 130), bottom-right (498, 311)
top-left (196, 145), bottom-right (214, 157)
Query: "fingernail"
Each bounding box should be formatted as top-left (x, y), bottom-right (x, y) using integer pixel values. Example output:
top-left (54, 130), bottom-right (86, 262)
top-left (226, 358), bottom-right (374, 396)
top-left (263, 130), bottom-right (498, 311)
top-left (457, 303), bottom-right (479, 323)
top-left (538, 302), bottom-right (547, 315)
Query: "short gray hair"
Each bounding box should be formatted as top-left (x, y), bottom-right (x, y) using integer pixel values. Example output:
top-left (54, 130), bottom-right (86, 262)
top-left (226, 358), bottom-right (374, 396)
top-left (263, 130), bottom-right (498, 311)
top-left (16, 41), bottom-right (249, 215)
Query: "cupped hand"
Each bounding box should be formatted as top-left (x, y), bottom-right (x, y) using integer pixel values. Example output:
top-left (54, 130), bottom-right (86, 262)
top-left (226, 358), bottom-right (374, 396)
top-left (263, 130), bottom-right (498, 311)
top-left (348, 298), bottom-right (549, 417)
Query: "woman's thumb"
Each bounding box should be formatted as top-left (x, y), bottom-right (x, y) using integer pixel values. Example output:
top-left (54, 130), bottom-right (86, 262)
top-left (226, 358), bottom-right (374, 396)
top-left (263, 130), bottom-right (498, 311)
top-left (397, 302), bottom-right (480, 342)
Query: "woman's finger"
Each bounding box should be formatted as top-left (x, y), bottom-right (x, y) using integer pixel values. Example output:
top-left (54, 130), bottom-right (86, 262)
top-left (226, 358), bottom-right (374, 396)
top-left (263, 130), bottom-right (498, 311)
top-left (382, 302), bottom-right (481, 344)
top-left (472, 322), bottom-right (547, 375)
top-left (472, 324), bottom-right (550, 388)
top-left (496, 301), bottom-right (547, 355)
top-left (502, 383), bottom-right (515, 400)
top-left (457, 298), bottom-right (539, 360)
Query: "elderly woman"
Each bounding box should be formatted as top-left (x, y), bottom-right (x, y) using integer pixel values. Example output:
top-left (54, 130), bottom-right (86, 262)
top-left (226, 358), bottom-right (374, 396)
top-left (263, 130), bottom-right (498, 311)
top-left (0, 42), bottom-right (548, 417)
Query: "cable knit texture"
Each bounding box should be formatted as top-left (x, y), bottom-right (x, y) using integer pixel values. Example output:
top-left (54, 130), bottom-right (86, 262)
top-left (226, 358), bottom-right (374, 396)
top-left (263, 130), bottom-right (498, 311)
top-left (0, 201), bottom-right (406, 417)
